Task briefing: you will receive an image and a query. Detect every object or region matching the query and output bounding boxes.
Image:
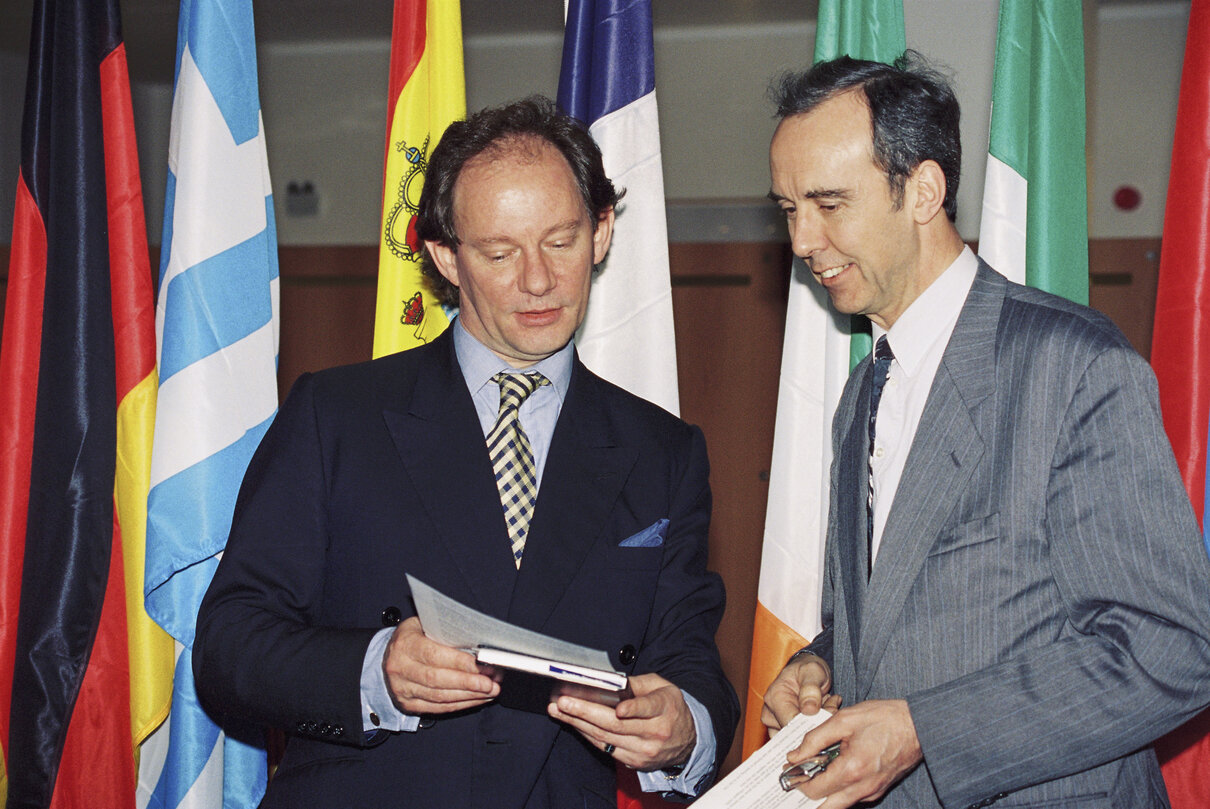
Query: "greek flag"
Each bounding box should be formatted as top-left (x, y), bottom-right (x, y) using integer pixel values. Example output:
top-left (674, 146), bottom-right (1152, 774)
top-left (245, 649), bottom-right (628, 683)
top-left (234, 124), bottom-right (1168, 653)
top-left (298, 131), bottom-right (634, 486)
top-left (557, 0), bottom-right (680, 416)
top-left (138, 0), bottom-right (278, 806)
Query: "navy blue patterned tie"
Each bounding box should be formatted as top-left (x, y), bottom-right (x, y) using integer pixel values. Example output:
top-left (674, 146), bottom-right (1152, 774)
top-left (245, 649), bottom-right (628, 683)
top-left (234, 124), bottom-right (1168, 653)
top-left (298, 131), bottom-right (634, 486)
top-left (867, 336), bottom-right (894, 557)
top-left (488, 372), bottom-right (550, 567)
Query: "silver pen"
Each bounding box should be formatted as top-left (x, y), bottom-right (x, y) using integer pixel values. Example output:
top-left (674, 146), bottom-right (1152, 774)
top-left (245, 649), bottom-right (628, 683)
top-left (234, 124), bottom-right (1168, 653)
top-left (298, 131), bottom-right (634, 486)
top-left (779, 742), bottom-right (842, 791)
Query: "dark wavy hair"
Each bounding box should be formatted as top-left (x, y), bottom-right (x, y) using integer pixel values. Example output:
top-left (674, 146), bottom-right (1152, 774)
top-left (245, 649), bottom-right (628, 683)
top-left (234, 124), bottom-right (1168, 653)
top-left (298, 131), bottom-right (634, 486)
top-left (770, 51), bottom-right (961, 222)
top-left (415, 95), bottom-right (622, 307)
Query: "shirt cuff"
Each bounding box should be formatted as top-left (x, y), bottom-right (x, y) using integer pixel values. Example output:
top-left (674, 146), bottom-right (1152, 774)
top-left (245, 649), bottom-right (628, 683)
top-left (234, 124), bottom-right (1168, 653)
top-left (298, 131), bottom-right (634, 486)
top-left (361, 627), bottom-right (419, 733)
top-left (636, 689), bottom-right (716, 797)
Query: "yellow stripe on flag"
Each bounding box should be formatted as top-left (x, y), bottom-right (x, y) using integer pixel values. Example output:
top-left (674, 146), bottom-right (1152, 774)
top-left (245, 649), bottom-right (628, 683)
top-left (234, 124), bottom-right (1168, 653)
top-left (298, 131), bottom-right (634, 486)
top-left (743, 601), bottom-right (809, 757)
top-left (114, 370), bottom-right (173, 750)
top-left (373, 0), bottom-right (465, 358)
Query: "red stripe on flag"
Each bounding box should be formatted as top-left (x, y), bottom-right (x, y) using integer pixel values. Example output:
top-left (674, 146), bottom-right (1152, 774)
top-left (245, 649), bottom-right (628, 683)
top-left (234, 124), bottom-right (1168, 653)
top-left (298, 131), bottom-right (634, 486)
top-left (0, 171), bottom-right (46, 776)
top-left (1150, 3), bottom-right (1210, 807)
top-left (100, 41), bottom-right (156, 398)
top-left (382, 0), bottom-right (427, 175)
top-left (50, 518), bottom-right (135, 809)
top-left (1151, 0), bottom-right (1210, 527)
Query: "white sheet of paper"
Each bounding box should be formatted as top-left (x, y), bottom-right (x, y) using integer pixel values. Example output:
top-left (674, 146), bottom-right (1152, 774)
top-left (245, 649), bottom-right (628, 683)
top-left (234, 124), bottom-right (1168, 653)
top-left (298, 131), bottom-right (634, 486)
top-left (692, 711), bottom-right (832, 809)
top-left (406, 574), bottom-right (618, 672)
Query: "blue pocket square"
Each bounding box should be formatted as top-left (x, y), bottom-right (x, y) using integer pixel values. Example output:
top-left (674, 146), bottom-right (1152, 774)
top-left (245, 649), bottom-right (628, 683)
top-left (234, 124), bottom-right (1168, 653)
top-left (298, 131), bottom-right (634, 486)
top-left (619, 519), bottom-right (669, 548)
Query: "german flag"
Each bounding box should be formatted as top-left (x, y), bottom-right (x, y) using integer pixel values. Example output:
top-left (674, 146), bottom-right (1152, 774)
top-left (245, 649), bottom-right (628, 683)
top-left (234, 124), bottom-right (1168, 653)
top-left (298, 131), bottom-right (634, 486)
top-left (0, 0), bottom-right (172, 806)
top-left (373, 0), bottom-right (466, 358)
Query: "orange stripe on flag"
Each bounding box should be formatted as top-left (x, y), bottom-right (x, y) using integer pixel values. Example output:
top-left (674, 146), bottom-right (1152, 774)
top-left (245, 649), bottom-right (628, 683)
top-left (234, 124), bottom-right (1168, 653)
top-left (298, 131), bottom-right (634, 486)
top-left (743, 601), bottom-right (809, 758)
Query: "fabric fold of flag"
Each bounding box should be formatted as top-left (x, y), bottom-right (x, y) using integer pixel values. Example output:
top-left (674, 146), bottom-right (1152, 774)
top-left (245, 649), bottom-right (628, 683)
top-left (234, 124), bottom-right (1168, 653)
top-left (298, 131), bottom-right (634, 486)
top-left (977, 0), bottom-right (1088, 304)
top-left (558, 5), bottom-right (680, 805)
top-left (0, 0), bottom-right (170, 806)
top-left (1150, 2), bottom-right (1210, 806)
top-left (557, 0), bottom-right (679, 416)
top-left (373, 0), bottom-right (465, 358)
top-left (138, 0), bottom-right (279, 806)
top-left (743, 0), bottom-right (904, 760)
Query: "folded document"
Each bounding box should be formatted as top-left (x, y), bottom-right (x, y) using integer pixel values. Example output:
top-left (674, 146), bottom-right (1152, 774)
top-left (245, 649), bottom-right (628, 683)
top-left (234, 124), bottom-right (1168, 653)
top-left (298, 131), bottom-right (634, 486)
top-left (407, 574), bottom-right (628, 692)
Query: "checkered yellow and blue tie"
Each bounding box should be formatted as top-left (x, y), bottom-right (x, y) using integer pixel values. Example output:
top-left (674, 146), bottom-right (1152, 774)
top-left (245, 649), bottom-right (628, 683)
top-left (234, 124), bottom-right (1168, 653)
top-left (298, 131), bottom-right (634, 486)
top-left (488, 372), bottom-right (550, 567)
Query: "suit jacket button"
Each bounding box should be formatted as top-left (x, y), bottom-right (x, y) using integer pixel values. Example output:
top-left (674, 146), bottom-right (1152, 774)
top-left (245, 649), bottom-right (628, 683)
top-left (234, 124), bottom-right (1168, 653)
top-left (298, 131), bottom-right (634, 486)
top-left (418, 716), bottom-right (437, 729)
top-left (618, 644), bottom-right (636, 665)
top-left (381, 606), bottom-right (402, 627)
top-left (334, 725), bottom-right (345, 736)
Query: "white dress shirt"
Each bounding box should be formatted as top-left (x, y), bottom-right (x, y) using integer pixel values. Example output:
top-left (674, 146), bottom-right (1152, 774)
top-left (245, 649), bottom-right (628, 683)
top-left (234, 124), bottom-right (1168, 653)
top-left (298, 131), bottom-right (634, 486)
top-left (870, 247), bottom-right (978, 563)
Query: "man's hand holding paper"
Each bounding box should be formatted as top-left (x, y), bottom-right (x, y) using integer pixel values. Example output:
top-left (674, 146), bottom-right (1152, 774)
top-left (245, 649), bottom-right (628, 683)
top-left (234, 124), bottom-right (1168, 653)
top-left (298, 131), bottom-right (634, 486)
top-left (382, 616), bottom-right (501, 715)
top-left (761, 653), bottom-right (836, 735)
top-left (548, 672), bottom-right (696, 771)
top-left (785, 700), bottom-right (922, 809)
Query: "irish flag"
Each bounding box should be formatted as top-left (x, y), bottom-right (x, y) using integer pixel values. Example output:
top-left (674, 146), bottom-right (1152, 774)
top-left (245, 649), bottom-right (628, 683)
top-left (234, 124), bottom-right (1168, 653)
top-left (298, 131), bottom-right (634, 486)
top-left (743, 0), bottom-right (905, 759)
top-left (977, 0), bottom-right (1088, 303)
top-left (372, 0), bottom-right (465, 358)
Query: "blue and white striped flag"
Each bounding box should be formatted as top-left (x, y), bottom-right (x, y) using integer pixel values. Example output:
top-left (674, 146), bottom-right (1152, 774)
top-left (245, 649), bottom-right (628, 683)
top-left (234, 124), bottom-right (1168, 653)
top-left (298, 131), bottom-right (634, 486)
top-left (138, 0), bottom-right (278, 806)
top-left (557, 0), bottom-right (680, 415)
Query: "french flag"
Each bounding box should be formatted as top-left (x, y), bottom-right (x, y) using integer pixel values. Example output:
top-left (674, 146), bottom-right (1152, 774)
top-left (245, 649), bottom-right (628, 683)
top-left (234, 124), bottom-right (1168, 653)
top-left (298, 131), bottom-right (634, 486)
top-left (557, 0), bottom-right (680, 417)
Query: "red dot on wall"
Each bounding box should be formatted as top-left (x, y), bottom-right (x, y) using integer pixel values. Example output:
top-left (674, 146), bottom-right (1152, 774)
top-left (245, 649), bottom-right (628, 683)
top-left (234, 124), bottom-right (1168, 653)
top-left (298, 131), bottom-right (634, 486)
top-left (1113, 185), bottom-right (1142, 211)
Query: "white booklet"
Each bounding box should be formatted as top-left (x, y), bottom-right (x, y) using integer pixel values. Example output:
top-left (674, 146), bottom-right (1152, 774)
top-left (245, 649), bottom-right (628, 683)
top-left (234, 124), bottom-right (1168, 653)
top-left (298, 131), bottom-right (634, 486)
top-left (406, 574), bottom-right (628, 692)
top-left (692, 711), bottom-right (831, 809)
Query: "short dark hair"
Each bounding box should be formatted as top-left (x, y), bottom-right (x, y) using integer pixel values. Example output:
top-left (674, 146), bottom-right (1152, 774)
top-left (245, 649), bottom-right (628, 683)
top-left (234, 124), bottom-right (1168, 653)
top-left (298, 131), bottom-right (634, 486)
top-left (770, 51), bottom-right (961, 222)
top-left (415, 95), bottom-right (622, 307)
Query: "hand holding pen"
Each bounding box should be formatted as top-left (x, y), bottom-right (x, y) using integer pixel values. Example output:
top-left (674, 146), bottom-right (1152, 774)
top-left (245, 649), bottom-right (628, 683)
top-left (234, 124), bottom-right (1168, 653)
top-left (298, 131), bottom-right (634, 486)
top-left (780, 699), bottom-right (922, 809)
top-left (779, 741), bottom-right (842, 791)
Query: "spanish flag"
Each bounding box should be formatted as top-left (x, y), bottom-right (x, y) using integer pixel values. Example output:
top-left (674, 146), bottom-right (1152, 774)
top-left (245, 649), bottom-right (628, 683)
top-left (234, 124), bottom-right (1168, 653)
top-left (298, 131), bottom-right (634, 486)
top-left (373, 0), bottom-right (466, 357)
top-left (0, 0), bottom-right (171, 805)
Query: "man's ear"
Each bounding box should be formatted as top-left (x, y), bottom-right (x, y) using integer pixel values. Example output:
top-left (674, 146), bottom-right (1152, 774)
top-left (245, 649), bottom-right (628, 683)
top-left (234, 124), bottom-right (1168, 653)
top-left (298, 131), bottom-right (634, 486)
top-left (908, 160), bottom-right (947, 225)
top-left (425, 241), bottom-right (460, 288)
top-left (592, 207), bottom-right (615, 265)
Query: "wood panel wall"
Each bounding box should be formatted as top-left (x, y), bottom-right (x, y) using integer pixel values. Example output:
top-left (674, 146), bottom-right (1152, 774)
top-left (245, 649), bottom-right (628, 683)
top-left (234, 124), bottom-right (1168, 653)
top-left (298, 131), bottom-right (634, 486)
top-left (0, 236), bottom-right (1166, 773)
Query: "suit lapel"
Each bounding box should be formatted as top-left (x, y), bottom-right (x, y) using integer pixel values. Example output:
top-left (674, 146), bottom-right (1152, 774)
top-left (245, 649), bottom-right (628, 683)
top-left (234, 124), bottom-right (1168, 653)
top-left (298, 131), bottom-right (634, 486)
top-left (508, 358), bottom-right (637, 632)
top-left (383, 332), bottom-right (518, 619)
top-left (856, 264), bottom-right (1003, 697)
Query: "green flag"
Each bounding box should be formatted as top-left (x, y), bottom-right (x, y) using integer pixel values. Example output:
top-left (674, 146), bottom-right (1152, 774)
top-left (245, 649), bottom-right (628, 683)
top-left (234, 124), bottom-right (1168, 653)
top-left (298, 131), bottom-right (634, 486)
top-left (813, 0), bottom-right (907, 366)
top-left (814, 0), bottom-right (906, 63)
top-left (978, 0), bottom-right (1089, 304)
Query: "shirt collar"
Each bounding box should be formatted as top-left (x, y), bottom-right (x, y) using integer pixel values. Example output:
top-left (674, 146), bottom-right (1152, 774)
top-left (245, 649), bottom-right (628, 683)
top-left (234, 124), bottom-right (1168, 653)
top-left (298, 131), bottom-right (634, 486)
top-left (452, 316), bottom-right (574, 404)
top-left (872, 246), bottom-right (978, 378)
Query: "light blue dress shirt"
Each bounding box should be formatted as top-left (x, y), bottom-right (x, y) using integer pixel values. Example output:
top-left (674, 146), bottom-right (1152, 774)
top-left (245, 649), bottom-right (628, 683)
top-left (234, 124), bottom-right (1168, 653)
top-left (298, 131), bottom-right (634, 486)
top-left (358, 318), bottom-right (716, 796)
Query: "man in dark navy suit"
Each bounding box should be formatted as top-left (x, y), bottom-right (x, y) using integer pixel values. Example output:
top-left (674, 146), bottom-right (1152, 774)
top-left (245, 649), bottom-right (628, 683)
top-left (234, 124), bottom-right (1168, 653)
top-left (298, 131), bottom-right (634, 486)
top-left (193, 97), bottom-right (738, 808)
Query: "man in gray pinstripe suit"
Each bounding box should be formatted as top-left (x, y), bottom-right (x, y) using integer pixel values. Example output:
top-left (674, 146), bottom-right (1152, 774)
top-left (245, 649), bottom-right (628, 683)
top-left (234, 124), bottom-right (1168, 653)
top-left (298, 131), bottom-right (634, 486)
top-left (761, 53), bottom-right (1210, 809)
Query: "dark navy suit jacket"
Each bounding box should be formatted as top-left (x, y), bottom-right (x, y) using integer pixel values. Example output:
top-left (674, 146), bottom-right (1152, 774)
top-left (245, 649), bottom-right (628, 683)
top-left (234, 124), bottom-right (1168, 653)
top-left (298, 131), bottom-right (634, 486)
top-left (193, 328), bottom-right (738, 809)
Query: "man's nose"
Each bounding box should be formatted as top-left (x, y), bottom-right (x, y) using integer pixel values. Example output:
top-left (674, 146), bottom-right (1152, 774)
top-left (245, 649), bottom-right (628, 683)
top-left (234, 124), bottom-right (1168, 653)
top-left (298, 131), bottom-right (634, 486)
top-left (519, 250), bottom-right (556, 295)
top-left (790, 213), bottom-right (826, 260)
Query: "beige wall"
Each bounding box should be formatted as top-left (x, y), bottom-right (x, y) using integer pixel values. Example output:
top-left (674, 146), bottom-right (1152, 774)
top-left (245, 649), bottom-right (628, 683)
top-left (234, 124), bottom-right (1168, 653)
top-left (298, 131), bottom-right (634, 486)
top-left (0, 2), bottom-right (1193, 246)
top-left (1091, 2), bottom-right (1189, 238)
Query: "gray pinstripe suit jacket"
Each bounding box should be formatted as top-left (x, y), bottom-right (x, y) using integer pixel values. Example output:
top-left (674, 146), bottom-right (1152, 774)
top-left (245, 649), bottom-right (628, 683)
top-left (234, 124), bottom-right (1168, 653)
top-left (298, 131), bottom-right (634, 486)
top-left (810, 261), bottom-right (1210, 809)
